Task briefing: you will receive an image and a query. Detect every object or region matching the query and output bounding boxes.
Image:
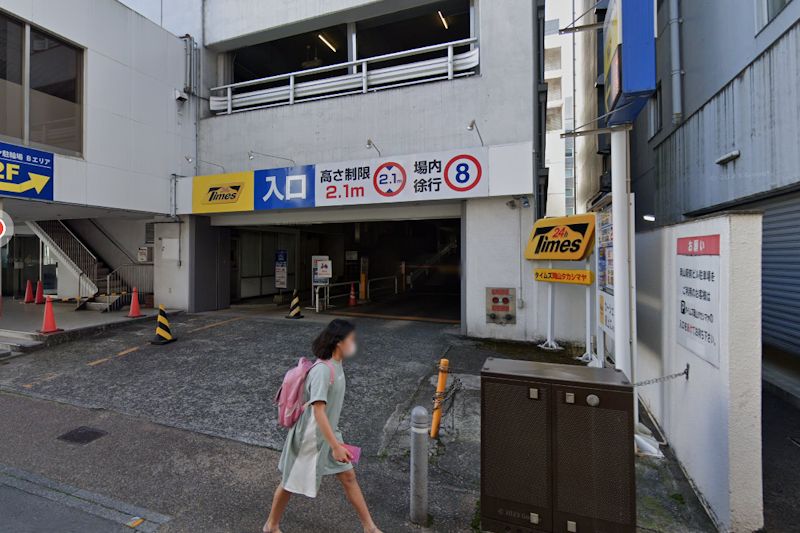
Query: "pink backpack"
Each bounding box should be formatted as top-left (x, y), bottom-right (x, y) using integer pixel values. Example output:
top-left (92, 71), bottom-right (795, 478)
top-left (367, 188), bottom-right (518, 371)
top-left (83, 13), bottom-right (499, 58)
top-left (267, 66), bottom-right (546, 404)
top-left (275, 358), bottom-right (335, 428)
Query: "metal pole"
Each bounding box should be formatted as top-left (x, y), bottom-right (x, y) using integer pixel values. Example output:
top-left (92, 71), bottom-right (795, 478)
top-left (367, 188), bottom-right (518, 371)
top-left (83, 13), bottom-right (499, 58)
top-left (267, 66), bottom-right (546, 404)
top-left (611, 129), bottom-right (632, 378)
top-left (410, 406), bottom-right (429, 525)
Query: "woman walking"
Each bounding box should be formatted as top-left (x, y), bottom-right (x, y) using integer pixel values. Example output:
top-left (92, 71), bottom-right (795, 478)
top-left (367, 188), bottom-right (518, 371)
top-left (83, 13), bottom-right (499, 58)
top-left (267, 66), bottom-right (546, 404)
top-left (263, 319), bottom-right (382, 533)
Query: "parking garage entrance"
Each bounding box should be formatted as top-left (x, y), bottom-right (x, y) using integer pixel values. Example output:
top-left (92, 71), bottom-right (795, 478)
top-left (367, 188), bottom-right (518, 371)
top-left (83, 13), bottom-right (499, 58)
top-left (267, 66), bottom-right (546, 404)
top-left (229, 218), bottom-right (461, 323)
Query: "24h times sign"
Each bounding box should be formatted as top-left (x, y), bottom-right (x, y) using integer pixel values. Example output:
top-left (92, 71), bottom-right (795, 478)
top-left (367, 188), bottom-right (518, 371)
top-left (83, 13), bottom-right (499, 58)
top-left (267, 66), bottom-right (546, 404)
top-left (676, 234), bottom-right (720, 367)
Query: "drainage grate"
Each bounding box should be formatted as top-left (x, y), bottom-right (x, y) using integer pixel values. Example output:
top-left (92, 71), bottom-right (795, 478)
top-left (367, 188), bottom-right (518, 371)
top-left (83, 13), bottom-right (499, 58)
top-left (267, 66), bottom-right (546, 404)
top-left (57, 426), bottom-right (108, 445)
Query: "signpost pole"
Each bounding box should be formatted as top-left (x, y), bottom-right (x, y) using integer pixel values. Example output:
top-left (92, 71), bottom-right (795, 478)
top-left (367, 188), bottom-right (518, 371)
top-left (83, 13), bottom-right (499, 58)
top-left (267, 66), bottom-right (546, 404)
top-left (611, 129), bottom-right (633, 379)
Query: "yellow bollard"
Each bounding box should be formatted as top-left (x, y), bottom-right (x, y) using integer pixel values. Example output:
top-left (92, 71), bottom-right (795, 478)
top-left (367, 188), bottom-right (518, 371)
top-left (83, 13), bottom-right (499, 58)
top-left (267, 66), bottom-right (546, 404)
top-left (430, 358), bottom-right (449, 438)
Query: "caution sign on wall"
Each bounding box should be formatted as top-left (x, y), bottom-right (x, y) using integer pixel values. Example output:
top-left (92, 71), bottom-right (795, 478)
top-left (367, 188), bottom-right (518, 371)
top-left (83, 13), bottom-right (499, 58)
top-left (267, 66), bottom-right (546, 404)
top-left (524, 214), bottom-right (596, 261)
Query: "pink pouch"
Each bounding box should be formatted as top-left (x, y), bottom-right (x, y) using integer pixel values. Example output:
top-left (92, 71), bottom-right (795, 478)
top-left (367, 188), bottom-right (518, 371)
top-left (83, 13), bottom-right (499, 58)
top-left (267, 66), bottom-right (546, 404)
top-left (343, 444), bottom-right (362, 465)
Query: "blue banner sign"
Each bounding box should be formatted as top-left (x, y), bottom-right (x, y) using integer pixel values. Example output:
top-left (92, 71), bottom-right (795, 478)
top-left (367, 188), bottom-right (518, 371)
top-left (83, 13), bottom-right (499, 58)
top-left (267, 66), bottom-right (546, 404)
top-left (0, 141), bottom-right (54, 201)
top-left (254, 165), bottom-right (315, 210)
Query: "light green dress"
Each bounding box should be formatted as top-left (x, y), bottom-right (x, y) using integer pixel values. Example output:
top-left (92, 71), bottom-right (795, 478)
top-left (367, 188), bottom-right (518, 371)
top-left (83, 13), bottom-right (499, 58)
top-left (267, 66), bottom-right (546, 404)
top-left (279, 359), bottom-right (352, 498)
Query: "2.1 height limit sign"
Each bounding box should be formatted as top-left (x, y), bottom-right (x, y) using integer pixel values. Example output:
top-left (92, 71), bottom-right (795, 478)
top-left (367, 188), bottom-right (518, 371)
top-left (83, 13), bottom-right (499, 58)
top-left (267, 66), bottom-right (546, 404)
top-left (676, 234), bottom-right (720, 367)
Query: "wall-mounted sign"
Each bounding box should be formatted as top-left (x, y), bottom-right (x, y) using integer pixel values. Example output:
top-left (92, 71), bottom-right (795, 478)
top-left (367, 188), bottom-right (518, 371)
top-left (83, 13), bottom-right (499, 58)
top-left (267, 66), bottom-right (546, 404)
top-left (598, 290), bottom-right (614, 334)
top-left (192, 172), bottom-right (254, 213)
top-left (315, 148), bottom-right (488, 207)
top-left (603, 0), bottom-right (656, 125)
top-left (535, 268), bottom-right (594, 286)
top-left (255, 165), bottom-right (315, 210)
top-left (190, 148), bottom-right (489, 214)
top-left (312, 255), bottom-right (330, 286)
top-left (524, 214), bottom-right (596, 261)
top-left (486, 287), bottom-right (516, 325)
top-left (0, 141), bottom-right (54, 201)
top-left (676, 234), bottom-right (720, 367)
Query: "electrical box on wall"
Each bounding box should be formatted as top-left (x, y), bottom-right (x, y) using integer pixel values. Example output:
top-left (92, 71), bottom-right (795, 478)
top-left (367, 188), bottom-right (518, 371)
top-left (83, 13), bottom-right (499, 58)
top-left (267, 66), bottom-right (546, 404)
top-left (486, 287), bottom-right (516, 325)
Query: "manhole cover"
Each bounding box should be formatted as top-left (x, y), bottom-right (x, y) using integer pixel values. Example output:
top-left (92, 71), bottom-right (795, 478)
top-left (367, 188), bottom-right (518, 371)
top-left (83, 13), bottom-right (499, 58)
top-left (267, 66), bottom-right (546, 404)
top-left (57, 426), bottom-right (107, 445)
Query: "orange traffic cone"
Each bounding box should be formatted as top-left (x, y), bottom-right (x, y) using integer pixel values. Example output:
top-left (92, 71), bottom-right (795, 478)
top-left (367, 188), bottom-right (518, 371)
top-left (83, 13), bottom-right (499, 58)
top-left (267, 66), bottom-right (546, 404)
top-left (23, 280), bottom-right (34, 303)
top-left (348, 282), bottom-right (357, 307)
top-left (34, 280), bottom-right (45, 304)
top-left (127, 287), bottom-right (144, 318)
top-left (39, 297), bottom-right (63, 334)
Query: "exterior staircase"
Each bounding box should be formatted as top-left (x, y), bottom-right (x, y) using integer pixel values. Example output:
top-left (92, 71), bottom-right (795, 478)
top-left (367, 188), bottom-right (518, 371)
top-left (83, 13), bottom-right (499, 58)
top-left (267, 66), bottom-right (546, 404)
top-left (25, 220), bottom-right (153, 312)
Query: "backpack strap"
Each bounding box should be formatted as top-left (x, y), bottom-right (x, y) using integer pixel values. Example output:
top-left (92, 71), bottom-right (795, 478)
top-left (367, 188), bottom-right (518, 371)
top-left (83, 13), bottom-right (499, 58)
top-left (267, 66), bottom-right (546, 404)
top-left (310, 360), bottom-right (336, 384)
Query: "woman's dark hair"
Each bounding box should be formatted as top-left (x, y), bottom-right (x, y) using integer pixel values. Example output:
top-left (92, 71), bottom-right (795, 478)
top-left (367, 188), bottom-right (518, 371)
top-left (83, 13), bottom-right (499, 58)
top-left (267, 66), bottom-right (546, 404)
top-left (312, 319), bottom-right (355, 360)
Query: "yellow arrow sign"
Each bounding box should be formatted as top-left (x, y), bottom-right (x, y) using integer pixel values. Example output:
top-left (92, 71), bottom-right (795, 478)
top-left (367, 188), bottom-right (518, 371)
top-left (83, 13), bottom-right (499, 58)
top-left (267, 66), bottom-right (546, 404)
top-left (0, 172), bottom-right (50, 195)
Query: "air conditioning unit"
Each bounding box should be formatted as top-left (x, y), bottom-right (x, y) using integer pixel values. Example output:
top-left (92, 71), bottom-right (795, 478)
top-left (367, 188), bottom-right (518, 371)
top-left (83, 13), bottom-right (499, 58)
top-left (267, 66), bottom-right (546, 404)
top-left (481, 358), bottom-right (635, 533)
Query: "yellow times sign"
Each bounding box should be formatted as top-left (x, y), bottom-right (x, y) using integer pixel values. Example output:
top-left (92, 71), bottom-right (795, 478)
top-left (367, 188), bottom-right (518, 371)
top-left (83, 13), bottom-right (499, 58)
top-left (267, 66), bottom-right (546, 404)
top-left (192, 172), bottom-right (255, 214)
top-left (535, 269), bottom-right (594, 286)
top-left (524, 213), bottom-right (596, 261)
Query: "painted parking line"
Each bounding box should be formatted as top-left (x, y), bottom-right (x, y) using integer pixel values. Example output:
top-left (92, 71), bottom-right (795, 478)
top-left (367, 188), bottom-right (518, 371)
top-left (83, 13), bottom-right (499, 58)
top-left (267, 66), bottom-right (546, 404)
top-left (85, 316), bottom-right (248, 368)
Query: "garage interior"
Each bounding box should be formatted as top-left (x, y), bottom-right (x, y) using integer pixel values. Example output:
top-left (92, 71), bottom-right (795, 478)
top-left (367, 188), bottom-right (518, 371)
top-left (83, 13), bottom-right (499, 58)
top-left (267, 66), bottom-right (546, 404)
top-left (230, 218), bottom-right (462, 323)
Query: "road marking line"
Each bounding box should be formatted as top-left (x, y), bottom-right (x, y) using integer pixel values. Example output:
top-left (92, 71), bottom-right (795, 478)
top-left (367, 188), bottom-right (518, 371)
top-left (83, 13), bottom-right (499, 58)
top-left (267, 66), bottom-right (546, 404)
top-left (87, 357), bottom-right (111, 367)
top-left (22, 372), bottom-right (60, 387)
top-left (117, 346), bottom-right (141, 357)
top-left (188, 316), bottom-right (246, 333)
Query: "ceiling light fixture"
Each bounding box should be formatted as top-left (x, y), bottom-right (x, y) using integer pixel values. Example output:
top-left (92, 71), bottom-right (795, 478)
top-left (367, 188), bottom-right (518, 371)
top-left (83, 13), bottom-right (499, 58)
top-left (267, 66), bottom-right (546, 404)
top-left (318, 34), bottom-right (337, 53)
top-left (643, 214), bottom-right (656, 222)
top-left (438, 10), bottom-right (449, 29)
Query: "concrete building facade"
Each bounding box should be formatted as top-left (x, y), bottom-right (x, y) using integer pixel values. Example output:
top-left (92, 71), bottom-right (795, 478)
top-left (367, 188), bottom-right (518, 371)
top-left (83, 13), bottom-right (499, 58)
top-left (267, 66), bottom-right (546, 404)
top-left (0, 0), bottom-right (595, 344)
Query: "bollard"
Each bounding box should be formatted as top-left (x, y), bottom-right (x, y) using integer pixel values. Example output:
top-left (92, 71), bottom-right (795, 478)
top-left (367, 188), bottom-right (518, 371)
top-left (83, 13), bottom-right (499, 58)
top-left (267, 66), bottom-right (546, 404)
top-left (430, 358), bottom-right (449, 438)
top-left (410, 406), bottom-right (429, 525)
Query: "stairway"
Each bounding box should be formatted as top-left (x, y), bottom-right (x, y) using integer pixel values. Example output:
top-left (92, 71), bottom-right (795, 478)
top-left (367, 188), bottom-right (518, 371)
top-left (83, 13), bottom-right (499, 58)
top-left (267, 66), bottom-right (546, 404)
top-left (25, 220), bottom-right (153, 312)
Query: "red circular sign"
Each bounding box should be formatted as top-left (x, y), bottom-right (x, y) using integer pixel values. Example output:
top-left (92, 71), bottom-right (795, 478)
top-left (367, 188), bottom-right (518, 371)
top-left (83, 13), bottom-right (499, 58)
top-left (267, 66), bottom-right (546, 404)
top-left (0, 220), bottom-right (6, 239)
top-left (444, 154), bottom-right (482, 192)
top-left (373, 162), bottom-right (407, 197)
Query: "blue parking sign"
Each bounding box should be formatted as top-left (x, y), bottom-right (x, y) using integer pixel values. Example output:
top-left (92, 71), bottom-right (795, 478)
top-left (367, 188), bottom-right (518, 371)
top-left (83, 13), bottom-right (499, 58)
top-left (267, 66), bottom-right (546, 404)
top-left (0, 141), bottom-right (54, 201)
top-left (254, 165), bottom-right (315, 210)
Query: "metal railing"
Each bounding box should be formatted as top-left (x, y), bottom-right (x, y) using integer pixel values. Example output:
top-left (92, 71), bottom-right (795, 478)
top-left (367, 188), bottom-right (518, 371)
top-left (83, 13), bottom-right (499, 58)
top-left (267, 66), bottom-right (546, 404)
top-left (106, 263), bottom-right (154, 302)
top-left (36, 220), bottom-right (98, 285)
top-left (367, 276), bottom-right (399, 301)
top-left (210, 38), bottom-right (478, 114)
top-left (321, 281), bottom-right (362, 310)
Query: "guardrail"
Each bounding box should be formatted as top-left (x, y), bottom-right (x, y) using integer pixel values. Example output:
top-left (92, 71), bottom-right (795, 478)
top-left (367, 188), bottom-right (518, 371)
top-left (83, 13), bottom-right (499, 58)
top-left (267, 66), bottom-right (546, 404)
top-left (322, 281), bottom-right (362, 310)
top-left (210, 37), bottom-right (478, 114)
top-left (367, 276), bottom-right (398, 301)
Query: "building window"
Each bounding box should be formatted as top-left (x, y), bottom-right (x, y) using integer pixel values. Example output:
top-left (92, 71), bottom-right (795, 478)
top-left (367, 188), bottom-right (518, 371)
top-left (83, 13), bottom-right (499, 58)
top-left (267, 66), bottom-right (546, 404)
top-left (547, 77), bottom-right (562, 102)
top-left (0, 13), bottom-right (23, 140)
top-left (544, 47), bottom-right (561, 72)
top-left (29, 28), bottom-right (82, 154)
top-left (756, 0), bottom-right (792, 30)
top-left (546, 106), bottom-right (563, 132)
top-left (0, 13), bottom-right (83, 155)
top-left (648, 82), bottom-right (662, 138)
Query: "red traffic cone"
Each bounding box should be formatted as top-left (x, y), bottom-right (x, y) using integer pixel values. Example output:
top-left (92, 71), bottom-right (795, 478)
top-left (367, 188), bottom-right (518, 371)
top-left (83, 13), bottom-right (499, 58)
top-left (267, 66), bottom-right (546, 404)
top-left (128, 287), bottom-right (144, 318)
top-left (34, 280), bottom-right (45, 304)
top-left (39, 297), bottom-right (63, 334)
top-left (348, 282), bottom-right (357, 307)
top-left (23, 280), bottom-right (34, 303)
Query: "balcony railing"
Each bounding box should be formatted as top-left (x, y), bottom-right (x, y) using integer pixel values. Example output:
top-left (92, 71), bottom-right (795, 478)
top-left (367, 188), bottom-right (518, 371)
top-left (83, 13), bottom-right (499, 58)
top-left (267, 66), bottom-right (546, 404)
top-left (210, 37), bottom-right (479, 114)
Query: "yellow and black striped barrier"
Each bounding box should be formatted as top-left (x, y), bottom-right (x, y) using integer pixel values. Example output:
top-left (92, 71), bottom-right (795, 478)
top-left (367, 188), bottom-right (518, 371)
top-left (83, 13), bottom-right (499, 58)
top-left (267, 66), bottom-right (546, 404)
top-left (286, 290), bottom-right (303, 319)
top-left (150, 305), bottom-right (176, 345)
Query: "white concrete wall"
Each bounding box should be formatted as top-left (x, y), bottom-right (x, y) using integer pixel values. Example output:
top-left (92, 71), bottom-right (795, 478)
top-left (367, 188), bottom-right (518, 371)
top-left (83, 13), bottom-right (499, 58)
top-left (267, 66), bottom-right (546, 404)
top-left (0, 0), bottom-right (196, 214)
top-left (636, 213), bottom-right (763, 532)
top-left (464, 196), bottom-right (586, 343)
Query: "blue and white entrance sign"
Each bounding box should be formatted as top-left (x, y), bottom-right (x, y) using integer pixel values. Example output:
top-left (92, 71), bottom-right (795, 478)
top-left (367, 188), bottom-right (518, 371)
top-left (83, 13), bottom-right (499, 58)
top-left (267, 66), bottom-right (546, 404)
top-left (315, 148), bottom-right (488, 207)
top-left (255, 165), bottom-right (315, 210)
top-left (603, 0), bottom-right (656, 125)
top-left (0, 141), bottom-right (54, 201)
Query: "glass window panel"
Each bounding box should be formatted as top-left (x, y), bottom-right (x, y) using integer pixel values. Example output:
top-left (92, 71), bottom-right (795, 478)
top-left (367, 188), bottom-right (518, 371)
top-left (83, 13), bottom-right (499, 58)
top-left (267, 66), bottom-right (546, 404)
top-left (29, 28), bottom-right (82, 153)
top-left (0, 13), bottom-right (24, 140)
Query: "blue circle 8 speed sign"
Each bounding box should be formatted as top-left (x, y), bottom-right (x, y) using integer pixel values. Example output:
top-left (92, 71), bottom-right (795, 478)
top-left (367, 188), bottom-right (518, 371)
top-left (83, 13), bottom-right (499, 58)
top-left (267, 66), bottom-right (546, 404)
top-left (444, 154), bottom-right (482, 192)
